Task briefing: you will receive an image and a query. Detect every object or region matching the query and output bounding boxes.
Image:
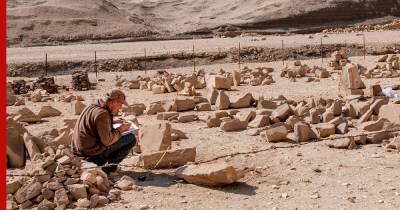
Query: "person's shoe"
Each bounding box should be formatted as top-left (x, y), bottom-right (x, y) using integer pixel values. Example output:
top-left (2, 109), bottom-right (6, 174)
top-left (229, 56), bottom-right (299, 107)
top-left (102, 165), bottom-right (118, 174)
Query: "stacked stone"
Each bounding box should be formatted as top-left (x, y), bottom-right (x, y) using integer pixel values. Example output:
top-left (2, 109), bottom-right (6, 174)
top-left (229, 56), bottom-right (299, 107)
top-left (328, 51), bottom-right (350, 70)
top-left (72, 71), bottom-right (91, 91)
top-left (33, 76), bottom-right (58, 94)
top-left (7, 145), bottom-right (114, 210)
top-left (11, 80), bottom-right (30, 95)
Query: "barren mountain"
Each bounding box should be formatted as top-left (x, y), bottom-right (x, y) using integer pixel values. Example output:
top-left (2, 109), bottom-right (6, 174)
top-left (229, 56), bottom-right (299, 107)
top-left (7, 0), bottom-right (400, 46)
top-left (6, 0), bottom-right (155, 46)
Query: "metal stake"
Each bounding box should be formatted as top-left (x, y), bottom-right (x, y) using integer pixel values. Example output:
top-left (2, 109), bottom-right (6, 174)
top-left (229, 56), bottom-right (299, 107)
top-left (320, 37), bottom-right (323, 64)
top-left (45, 53), bottom-right (48, 76)
top-left (144, 48), bottom-right (147, 75)
top-left (238, 42), bottom-right (241, 70)
top-left (193, 44), bottom-right (196, 73)
top-left (94, 51), bottom-right (97, 78)
top-left (281, 40), bottom-right (284, 66)
top-left (363, 34), bottom-right (366, 60)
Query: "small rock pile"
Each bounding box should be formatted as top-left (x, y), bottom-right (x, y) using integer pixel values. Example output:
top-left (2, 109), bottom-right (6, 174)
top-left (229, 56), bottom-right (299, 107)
top-left (280, 61), bottom-right (330, 82)
top-left (7, 88), bottom-right (56, 106)
top-left (10, 80), bottom-right (30, 95)
top-left (29, 89), bottom-right (54, 103)
top-left (206, 66), bottom-right (275, 88)
top-left (328, 51), bottom-right (350, 71)
top-left (33, 76), bottom-right (59, 94)
top-left (364, 54), bottom-right (400, 78)
top-left (72, 70), bottom-right (91, 91)
top-left (231, 66), bottom-right (274, 86)
top-left (7, 146), bottom-right (115, 210)
top-left (116, 70), bottom-right (206, 96)
top-left (56, 93), bottom-right (85, 103)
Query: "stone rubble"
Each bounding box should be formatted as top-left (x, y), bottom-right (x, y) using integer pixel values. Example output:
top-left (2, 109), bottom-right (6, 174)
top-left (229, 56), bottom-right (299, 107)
top-left (6, 52), bottom-right (400, 209)
top-left (7, 145), bottom-right (117, 209)
top-left (72, 70), bottom-right (91, 91)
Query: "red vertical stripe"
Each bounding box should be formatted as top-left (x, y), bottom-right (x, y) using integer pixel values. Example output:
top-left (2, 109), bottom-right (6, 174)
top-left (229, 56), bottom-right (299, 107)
top-left (1, 0), bottom-right (7, 208)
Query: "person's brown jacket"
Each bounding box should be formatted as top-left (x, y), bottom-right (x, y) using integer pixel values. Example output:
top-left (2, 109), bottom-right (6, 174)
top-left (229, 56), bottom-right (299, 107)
top-left (71, 99), bottom-right (121, 157)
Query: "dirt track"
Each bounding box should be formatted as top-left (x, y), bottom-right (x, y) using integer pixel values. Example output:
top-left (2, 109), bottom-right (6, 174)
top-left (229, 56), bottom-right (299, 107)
top-left (7, 31), bottom-right (400, 64)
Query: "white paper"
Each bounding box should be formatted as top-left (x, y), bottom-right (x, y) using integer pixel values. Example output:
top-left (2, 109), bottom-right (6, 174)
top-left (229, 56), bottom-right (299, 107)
top-left (113, 120), bottom-right (139, 136)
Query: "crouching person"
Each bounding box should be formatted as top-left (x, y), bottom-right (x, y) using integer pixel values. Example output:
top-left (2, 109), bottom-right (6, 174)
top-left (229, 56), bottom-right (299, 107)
top-left (71, 89), bottom-right (135, 174)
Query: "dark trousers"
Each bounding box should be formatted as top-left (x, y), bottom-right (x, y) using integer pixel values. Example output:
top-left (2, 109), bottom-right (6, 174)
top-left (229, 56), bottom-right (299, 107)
top-left (87, 133), bottom-right (135, 173)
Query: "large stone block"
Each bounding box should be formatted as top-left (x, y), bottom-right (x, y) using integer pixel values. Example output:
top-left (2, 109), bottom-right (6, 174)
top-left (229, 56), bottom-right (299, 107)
top-left (237, 110), bottom-right (256, 122)
top-left (156, 112), bottom-right (179, 121)
top-left (294, 122), bottom-right (318, 142)
top-left (23, 132), bottom-right (41, 160)
top-left (229, 93), bottom-right (254, 109)
top-left (220, 119), bottom-right (248, 132)
top-left (122, 103), bottom-right (146, 116)
top-left (314, 123), bottom-right (335, 138)
top-left (215, 91), bottom-right (230, 110)
top-left (176, 162), bottom-right (245, 186)
top-left (271, 103), bottom-right (293, 121)
top-left (207, 88), bottom-right (218, 105)
top-left (168, 98), bottom-right (196, 112)
top-left (14, 107), bottom-right (41, 123)
top-left (67, 184), bottom-right (88, 200)
top-left (139, 123), bottom-right (172, 154)
top-left (207, 75), bottom-right (232, 90)
top-left (359, 118), bottom-right (385, 132)
top-left (339, 64), bottom-right (365, 96)
top-left (38, 105), bottom-right (62, 118)
top-left (14, 178), bottom-right (42, 204)
top-left (261, 125), bottom-right (288, 142)
top-left (146, 102), bottom-right (166, 115)
top-left (72, 100), bottom-right (86, 115)
top-left (248, 115), bottom-right (270, 128)
top-left (379, 104), bottom-right (400, 125)
top-left (138, 147), bottom-right (196, 169)
top-left (7, 120), bottom-right (26, 168)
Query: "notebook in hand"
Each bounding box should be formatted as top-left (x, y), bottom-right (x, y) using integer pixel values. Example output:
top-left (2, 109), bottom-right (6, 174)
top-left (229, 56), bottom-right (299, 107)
top-left (112, 120), bottom-right (139, 136)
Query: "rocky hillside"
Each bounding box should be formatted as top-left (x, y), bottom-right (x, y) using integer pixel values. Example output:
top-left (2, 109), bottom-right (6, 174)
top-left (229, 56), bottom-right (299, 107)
top-left (7, 0), bottom-right (400, 46)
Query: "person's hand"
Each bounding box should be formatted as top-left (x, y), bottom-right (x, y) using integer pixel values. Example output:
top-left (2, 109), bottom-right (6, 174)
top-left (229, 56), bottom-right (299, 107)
top-left (118, 122), bottom-right (131, 133)
top-left (114, 117), bottom-right (125, 124)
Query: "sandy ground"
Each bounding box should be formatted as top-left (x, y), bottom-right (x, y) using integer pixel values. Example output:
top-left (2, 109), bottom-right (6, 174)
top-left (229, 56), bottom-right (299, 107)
top-left (6, 0), bottom-right (400, 46)
top-left (7, 30), bottom-right (400, 64)
top-left (6, 54), bottom-right (400, 209)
